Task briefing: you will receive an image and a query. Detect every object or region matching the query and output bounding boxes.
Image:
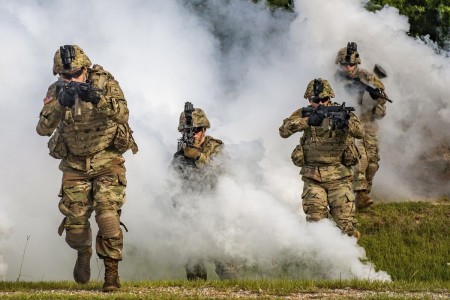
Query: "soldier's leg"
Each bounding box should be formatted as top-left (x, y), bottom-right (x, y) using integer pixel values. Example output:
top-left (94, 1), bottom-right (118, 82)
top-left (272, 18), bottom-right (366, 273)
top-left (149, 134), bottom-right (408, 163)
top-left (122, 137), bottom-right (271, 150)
top-left (327, 177), bottom-right (359, 239)
top-left (93, 165), bottom-right (126, 292)
top-left (364, 131), bottom-right (380, 193)
top-left (186, 258), bottom-right (207, 280)
top-left (352, 137), bottom-right (374, 209)
top-left (214, 261), bottom-right (238, 280)
top-left (59, 171), bottom-right (93, 284)
top-left (352, 139), bottom-right (369, 192)
top-left (301, 178), bottom-right (328, 222)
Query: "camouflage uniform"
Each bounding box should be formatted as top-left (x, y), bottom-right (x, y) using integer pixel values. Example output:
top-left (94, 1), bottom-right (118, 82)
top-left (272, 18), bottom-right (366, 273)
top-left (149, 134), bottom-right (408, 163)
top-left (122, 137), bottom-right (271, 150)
top-left (335, 44), bottom-right (387, 206)
top-left (36, 45), bottom-right (137, 291)
top-left (279, 79), bottom-right (364, 237)
top-left (171, 106), bottom-right (237, 280)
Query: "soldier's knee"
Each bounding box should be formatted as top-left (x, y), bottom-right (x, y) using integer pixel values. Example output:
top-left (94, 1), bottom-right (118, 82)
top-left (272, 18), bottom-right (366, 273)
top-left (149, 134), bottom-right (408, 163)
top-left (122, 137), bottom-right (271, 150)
top-left (366, 162), bottom-right (379, 180)
top-left (64, 221), bottom-right (92, 250)
top-left (336, 220), bottom-right (357, 236)
top-left (305, 212), bottom-right (327, 222)
top-left (96, 210), bottom-right (121, 238)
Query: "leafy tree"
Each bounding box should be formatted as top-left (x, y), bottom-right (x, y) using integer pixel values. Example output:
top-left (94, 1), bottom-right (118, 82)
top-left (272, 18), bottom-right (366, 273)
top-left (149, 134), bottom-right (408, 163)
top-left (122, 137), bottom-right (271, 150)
top-left (255, 0), bottom-right (449, 50)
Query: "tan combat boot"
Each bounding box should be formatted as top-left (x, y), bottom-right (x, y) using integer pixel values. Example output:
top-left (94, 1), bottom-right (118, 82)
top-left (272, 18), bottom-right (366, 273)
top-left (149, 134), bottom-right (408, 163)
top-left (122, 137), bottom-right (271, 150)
top-left (355, 190), bottom-right (374, 209)
top-left (353, 230), bottom-right (362, 242)
top-left (73, 247), bottom-right (92, 284)
top-left (103, 258), bottom-right (120, 292)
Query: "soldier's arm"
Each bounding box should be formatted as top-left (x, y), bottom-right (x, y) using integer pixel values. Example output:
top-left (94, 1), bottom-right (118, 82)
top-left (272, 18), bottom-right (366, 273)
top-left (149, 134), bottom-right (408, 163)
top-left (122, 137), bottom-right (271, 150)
top-left (279, 109), bottom-right (309, 138)
top-left (195, 138), bottom-right (223, 168)
top-left (36, 82), bottom-right (63, 136)
top-left (371, 76), bottom-right (387, 120)
top-left (347, 112), bottom-right (365, 139)
top-left (95, 78), bottom-right (129, 124)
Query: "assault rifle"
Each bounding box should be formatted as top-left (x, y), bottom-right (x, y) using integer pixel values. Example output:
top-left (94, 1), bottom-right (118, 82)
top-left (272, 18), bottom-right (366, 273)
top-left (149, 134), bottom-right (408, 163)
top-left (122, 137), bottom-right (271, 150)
top-left (349, 76), bottom-right (393, 103)
top-left (177, 102), bottom-right (195, 151)
top-left (301, 102), bottom-right (355, 129)
top-left (56, 81), bottom-right (101, 116)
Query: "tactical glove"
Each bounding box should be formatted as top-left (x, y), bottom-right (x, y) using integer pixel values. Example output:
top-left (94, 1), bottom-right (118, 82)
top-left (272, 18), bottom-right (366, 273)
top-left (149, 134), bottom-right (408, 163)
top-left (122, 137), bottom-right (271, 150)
top-left (77, 84), bottom-right (101, 105)
top-left (335, 118), bottom-right (349, 130)
top-left (368, 88), bottom-right (383, 100)
top-left (183, 146), bottom-right (201, 159)
top-left (307, 110), bottom-right (325, 126)
top-left (57, 88), bottom-right (77, 107)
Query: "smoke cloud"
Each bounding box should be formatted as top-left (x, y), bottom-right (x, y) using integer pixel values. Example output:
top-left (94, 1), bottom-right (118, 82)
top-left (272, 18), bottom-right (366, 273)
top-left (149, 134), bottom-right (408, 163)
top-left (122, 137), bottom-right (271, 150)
top-left (0, 0), bottom-right (447, 281)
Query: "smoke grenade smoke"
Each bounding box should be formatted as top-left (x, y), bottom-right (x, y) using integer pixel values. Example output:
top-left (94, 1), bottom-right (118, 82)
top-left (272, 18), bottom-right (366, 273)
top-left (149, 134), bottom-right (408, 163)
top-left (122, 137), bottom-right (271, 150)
top-left (0, 0), bottom-right (447, 281)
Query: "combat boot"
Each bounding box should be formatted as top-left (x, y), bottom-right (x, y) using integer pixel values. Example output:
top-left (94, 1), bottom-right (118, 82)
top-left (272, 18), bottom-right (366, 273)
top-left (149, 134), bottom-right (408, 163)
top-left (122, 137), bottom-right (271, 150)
top-left (353, 230), bottom-right (362, 242)
top-left (186, 263), bottom-right (207, 281)
top-left (355, 190), bottom-right (374, 209)
top-left (73, 247), bottom-right (92, 284)
top-left (103, 258), bottom-right (120, 292)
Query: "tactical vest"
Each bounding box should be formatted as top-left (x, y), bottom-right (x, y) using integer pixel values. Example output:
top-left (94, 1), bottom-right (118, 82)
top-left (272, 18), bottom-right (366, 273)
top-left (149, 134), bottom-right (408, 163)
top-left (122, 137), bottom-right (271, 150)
top-left (59, 65), bottom-right (118, 157)
top-left (301, 119), bottom-right (350, 166)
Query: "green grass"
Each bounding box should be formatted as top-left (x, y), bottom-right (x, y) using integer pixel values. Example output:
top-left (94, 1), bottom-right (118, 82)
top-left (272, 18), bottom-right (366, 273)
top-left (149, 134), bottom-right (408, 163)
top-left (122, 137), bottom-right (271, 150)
top-left (357, 200), bottom-right (450, 282)
top-left (1, 201), bottom-right (449, 298)
top-left (0, 279), bottom-right (448, 299)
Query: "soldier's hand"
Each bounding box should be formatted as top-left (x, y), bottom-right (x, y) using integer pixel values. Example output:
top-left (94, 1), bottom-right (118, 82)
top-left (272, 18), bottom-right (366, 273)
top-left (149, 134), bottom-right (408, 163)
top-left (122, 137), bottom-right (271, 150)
top-left (307, 110), bottom-right (325, 126)
top-left (335, 118), bottom-right (349, 130)
top-left (77, 85), bottom-right (101, 105)
top-left (57, 87), bottom-right (77, 107)
top-left (183, 146), bottom-right (201, 159)
top-left (369, 88), bottom-right (383, 100)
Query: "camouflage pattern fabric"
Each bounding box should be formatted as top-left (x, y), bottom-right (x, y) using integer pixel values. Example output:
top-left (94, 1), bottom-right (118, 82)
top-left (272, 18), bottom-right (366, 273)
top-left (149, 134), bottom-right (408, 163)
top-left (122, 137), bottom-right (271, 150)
top-left (172, 135), bottom-right (237, 279)
top-left (335, 47), bottom-right (361, 65)
top-left (303, 78), bottom-right (335, 100)
top-left (178, 108), bottom-right (211, 132)
top-left (37, 66), bottom-right (133, 260)
top-left (302, 177), bottom-right (357, 235)
top-left (279, 102), bottom-right (364, 236)
top-left (336, 67), bottom-right (387, 192)
top-left (53, 45), bottom-right (92, 75)
top-left (58, 158), bottom-right (126, 260)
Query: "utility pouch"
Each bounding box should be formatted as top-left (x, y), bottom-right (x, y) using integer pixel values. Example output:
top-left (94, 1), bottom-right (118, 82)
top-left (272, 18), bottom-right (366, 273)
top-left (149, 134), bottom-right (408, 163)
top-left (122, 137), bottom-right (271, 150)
top-left (114, 124), bottom-right (139, 154)
top-left (342, 143), bottom-right (359, 167)
top-left (48, 129), bottom-right (68, 159)
top-left (291, 144), bottom-right (305, 167)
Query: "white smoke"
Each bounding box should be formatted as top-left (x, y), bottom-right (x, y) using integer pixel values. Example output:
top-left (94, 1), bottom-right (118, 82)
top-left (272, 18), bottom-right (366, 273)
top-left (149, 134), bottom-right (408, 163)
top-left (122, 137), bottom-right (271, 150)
top-left (0, 0), bottom-right (447, 282)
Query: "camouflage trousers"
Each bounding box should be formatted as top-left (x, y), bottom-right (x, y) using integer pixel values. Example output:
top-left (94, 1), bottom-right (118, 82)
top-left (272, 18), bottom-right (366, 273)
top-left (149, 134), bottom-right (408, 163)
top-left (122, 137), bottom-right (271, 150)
top-left (57, 160), bottom-right (127, 260)
top-left (353, 122), bottom-right (380, 192)
top-left (186, 258), bottom-right (238, 280)
top-left (301, 176), bottom-right (357, 236)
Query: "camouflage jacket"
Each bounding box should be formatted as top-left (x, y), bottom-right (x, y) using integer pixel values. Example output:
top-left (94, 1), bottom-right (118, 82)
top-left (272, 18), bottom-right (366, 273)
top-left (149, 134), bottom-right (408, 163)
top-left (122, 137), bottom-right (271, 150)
top-left (279, 102), bottom-right (364, 182)
top-left (336, 67), bottom-right (387, 123)
top-left (36, 65), bottom-right (133, 172)
top-left (171, 136), bottom-right (224, 192)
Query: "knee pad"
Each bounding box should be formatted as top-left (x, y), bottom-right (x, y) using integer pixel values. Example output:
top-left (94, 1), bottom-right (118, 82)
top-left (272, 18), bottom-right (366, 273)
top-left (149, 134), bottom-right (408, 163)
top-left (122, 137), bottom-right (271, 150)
top-left (366, 162), bottom-right (379, 181)
top-left (65, 227), bottom-right (92, 250)
top-left (96, 210), bottom-right (121, 238)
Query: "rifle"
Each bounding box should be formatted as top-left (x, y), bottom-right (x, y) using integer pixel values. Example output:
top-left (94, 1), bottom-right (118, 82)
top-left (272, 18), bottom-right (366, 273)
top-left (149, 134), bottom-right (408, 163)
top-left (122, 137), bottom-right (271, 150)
top-left (301, 102), bottom-right (355, 129)
top-left (177, 102), bottom-right (195, 151)
top-left (56, 81), bottom-right (97, 116)
top-left (349, 76), bottom-right (393, 103)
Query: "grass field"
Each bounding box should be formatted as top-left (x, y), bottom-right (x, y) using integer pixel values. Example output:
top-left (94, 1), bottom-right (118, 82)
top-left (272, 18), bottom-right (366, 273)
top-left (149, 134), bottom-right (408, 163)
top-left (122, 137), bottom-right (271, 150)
top-left (0, 200), bottom-right (448, 299)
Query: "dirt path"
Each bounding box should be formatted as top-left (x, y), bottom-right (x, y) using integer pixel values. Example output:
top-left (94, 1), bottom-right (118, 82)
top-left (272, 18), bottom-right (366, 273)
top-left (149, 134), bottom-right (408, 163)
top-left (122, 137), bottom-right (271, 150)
top-left (1, 287), bottom-right (449, 299)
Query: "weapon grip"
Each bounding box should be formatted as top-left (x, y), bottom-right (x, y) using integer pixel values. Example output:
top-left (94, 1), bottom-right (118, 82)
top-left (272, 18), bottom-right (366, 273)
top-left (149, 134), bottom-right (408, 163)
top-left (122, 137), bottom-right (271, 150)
top-left (74, 94), bottom-right (81, 116)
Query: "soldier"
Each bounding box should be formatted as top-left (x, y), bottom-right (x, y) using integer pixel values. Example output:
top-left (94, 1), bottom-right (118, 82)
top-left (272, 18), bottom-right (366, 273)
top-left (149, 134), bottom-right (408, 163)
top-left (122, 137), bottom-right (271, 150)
top-left (36, 45), bottom-right (138, 292)
top-left (335, 42), bottom-right (389, 209)
top-left (279, 79), bottom-right (364, 239)
top-left (171, 103), bottom-right (237, 280)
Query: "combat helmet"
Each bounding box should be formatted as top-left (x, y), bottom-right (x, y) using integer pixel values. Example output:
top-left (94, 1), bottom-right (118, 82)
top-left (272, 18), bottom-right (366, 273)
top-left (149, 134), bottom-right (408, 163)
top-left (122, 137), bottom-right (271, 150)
top-left (178, 107), bottom-right (211, 132)
top-left (53, 45), bottom-right (91, 75)
top-left (304, 78), bottom-right (335, 101)
top-left (335, 42), bottom-right (361, 65)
